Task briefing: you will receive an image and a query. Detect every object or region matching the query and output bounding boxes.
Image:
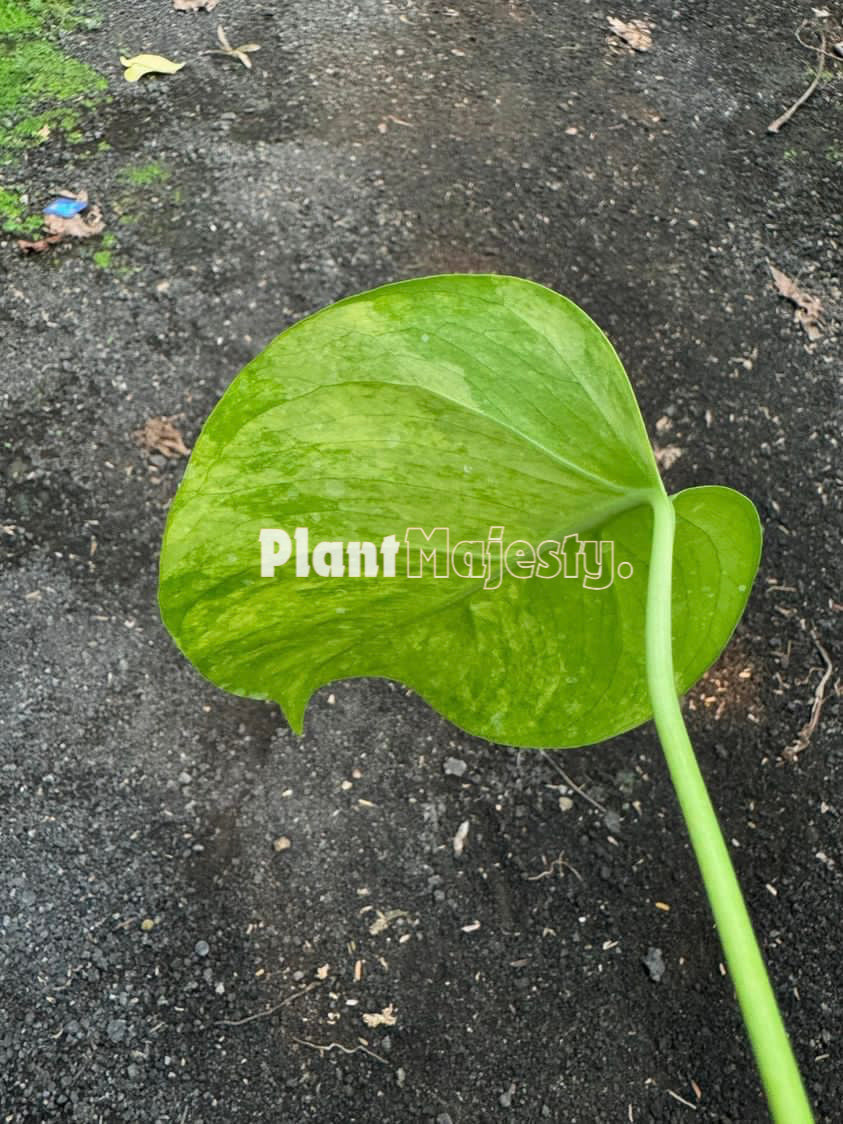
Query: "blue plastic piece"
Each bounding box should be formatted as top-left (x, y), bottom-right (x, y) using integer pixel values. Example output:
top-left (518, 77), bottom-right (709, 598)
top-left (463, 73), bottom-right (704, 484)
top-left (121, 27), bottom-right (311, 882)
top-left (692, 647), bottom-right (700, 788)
top-left (43, 197), bottom-right (87, 218)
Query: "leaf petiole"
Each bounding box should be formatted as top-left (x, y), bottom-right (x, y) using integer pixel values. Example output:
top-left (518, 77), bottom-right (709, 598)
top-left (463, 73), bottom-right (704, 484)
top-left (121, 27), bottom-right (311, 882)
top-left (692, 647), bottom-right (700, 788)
top-left (645, 488), bottom-right (814, 1123)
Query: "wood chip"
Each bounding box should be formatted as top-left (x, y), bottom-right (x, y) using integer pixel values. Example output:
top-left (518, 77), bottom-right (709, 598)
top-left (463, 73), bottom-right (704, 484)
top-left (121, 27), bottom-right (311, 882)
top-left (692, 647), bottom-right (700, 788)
top-left (361, 1004), bottom-right (397, 1028)
top-left (133, 416), bottom-right (190, 458)
top-left (607, 17), bottom-right (654, 51)
top-left (769, 264), bottom-right (823, 339)
top-left (653, 443), bottom-right (682, 470)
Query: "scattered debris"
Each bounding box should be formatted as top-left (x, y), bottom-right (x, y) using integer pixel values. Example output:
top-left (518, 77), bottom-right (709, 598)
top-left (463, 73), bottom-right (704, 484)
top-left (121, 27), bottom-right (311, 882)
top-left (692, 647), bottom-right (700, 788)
top-left (44, 204), bottom-right (104, 240)
top-left (273, 835), bottom-right (291, 852)
top-left (453, 819), bottom-right (470, 856)
top-left (643, 946), bottom-right (666, 982)
top-left (362, 1004), bottom-right (397, 1028)
top-left (215, 980), bottom-right (321, 1027)
top-left (782, 630), bottom-right (834, 761)
top-left (315, 963), bottom-right (330, 980)
top-left (653, 443), bottom-right (683, 471)
top-left (558, 795), bottom-right (573, 812)
top-left (607, 17), bottom-right (654, 52)
top-left (768, 264), bottom-right (823, 340)
top-left (210, 25), bottom-right (260, 69)
top-left (540, 751), bottom-right (608, 814)
top-left (17, 233), bottom-right (63, 255)
top-left (17, 191), bottom-right (104, 254)
top-left (768, 26), bottom-right (829, 134)
top-left (133, 416), bottom-right (190, 458)
top-left (368, 908), bottom-right (409, 936)
top-left (173, 0), bottom-right (219, 10)
top-left (291, 1036), bottom-right (388, 1065)
top-left (499, 1083), bottom-right (517, 1108)
top-left (666, 1088), bottom-right (697, 1110)
top-left (121, 53), bottom-right (186, 82)
top-left (524, 851), bottom-right (583, 882)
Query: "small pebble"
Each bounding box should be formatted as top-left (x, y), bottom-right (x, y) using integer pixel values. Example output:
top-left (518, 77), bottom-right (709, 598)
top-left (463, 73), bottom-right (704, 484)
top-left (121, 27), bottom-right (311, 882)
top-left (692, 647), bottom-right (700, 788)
top-left (558, 795), bottom-right (573, 812)
top-left (499, 1082), bottom-right (516, 1108)
top-left (643, 946), bottom-right (666, 982)
top-left (107, 1018), bottom-right (127, 1043)
top-left (604, 809), bottom-right (622, 834)
top-left (444, 757), bottom-right (467, 777)
top-left (194, 939), bottom-right (210, 958)
top-left (273, 835), bottom-right (291, 852)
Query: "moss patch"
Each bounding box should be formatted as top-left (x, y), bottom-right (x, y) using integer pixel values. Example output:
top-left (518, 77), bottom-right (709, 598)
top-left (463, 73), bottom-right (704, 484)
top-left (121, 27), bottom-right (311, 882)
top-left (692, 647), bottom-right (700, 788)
top-left (0, 2), bottom-right (105, 160)
top-left (117, 162), bottom-right (170, 187)
top-left (0, 184), bottom-right (40, 234)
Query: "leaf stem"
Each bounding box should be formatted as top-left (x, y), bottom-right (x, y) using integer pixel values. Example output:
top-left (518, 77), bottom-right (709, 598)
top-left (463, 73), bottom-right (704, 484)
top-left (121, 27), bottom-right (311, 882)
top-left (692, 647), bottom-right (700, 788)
top-left (645, 489), bottom-right (813, 1123)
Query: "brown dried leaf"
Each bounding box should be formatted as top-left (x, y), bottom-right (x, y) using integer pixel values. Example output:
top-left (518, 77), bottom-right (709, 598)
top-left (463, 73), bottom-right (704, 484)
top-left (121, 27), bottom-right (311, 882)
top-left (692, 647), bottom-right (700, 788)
top-left (607, 17), bottom-right (654, 51)
top-left (653, 443), bottom-right (683, 470)
top-left (769, 264), bottom-right (823, 339)
top-left (173, 0), bottom-right (219, 10)
top-left (17, 233), bottom-right (63, 254)
top-left (133, 417), bottom-right (191, 459)
top-left (43, 204), bottom-right (105, 240)
top-left (362, 1005), bottom-right (397, 1028)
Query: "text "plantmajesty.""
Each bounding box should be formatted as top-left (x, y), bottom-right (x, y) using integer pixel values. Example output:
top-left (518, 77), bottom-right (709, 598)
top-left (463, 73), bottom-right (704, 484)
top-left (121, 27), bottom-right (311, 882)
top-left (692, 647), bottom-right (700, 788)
top-left (259, 527), bottom-right (634, 590)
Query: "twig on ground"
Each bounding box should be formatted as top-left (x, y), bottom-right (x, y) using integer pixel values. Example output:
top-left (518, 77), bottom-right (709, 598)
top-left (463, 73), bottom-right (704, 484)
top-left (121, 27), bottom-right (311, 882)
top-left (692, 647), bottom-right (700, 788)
top-left (214, 980), bottom-right (321, 1026)
top-left (291, 1036), bottom-right (389, 1065)
top-left (768, 28), bottom-right (828, 133)
top-left (666, 1087), bottom-right (698, 1110)
top-left (524, 851), bottom-right (583, 882)
top-left (782, 630), bottom-right (834, 761)
top-left (540, 751), bottom-right (607, 814)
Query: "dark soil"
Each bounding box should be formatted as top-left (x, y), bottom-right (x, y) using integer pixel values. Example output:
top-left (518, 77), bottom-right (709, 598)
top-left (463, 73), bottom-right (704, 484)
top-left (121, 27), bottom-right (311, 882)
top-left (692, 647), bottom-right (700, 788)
top-left (1, 1), bottom-right (841, 1122)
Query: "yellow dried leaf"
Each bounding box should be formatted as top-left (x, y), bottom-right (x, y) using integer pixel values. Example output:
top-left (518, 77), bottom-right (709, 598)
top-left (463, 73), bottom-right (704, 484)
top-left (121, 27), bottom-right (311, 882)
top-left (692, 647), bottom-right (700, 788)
top-left (120, 54), bottom-right (186, 82)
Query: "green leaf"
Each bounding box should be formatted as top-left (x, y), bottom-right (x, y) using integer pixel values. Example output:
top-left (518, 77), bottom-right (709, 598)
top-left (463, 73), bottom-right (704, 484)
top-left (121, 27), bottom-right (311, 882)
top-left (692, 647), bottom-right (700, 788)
top-left (159, 275), bottom-right (761, 748)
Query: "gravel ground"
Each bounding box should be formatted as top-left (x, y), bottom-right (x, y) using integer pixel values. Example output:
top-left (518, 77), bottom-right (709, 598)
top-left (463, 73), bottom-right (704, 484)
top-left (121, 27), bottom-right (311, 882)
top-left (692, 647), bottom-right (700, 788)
top-left (1, 1), bottom-right (841, 1121)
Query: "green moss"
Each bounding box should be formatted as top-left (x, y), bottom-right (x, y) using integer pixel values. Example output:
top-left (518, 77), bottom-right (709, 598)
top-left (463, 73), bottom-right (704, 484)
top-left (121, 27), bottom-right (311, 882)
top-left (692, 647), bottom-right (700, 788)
top-left (0, 1), bottom-right (96, 36)
top-left (0, 2), bottom-right (105, 160)
top-left (118, 161), bottom-right (170, 187)
top-left (91, 230), bottom-right (116, 267)
top-left (0, 184), bottom-right (40, 234)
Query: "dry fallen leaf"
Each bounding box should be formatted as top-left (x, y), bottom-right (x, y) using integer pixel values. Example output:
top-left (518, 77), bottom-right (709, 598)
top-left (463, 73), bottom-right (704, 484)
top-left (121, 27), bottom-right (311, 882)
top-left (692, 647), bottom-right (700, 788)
top-left (17, 233), bottom-right (63, 254)
top-left (133, 417), bottom-right (191, 458)
top-left (173, 0), bottom-right (219, 9)
top-left (211, 24), bottom-right (260, 69)
top-left (368, 908), bottom-right (409, 936)
top-left (43, 203), bottom-right (104, 240)
top-left (607, 17), bottom-right (654, 51)
top-left (362, 1005), bottom-right (397, 1028)
top-left (121, 53), bottom-right (186, 82)
top-left (653, 443), bottom-right (683, 471)
top-left (769, 264), bottom-right (823, 340)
